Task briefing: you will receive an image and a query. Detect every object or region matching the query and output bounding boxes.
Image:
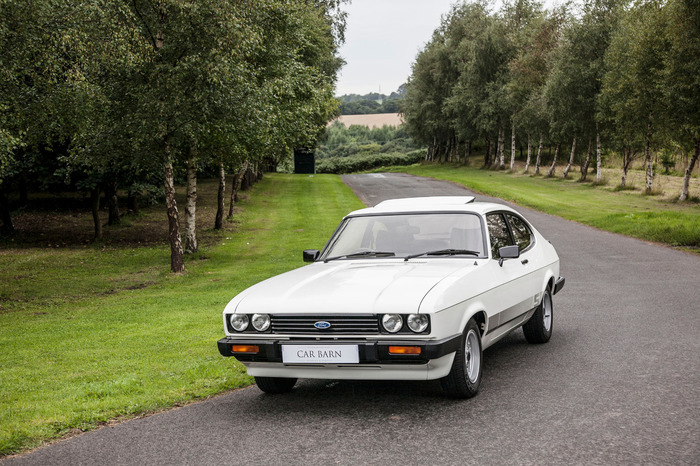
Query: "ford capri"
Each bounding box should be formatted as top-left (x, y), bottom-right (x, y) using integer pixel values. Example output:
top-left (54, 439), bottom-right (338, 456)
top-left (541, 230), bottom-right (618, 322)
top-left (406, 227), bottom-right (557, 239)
top-left (217, 196), bottom-right (565, 398)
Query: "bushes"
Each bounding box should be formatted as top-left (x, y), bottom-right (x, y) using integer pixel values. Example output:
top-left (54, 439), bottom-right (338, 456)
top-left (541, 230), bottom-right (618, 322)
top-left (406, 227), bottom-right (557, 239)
top-left (314, 122), bottom-right (423, 174)
top-left (316, 150), bottom-right (424, 174)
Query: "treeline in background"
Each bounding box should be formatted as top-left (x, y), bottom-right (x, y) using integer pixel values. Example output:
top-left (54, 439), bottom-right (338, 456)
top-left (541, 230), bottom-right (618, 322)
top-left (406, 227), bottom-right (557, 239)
top-left (337, 86), bottom-right (406, 114)
top-left (0, 0), bottom-right (346, 271)
top-left (401, 0), bottom-right (699, 201)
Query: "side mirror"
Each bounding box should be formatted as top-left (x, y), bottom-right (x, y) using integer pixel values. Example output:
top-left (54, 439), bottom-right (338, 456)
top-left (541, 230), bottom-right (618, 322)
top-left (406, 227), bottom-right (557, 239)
top-left (303, 249), bottom-right (320, 262)
top-left (498, 245), bottom-right (519, 267)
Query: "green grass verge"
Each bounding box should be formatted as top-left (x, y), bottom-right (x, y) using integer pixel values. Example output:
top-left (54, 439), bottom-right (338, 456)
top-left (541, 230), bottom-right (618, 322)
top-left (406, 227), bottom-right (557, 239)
top-left (381, 164), bottom-right (700, 249)
top-left (0, 173), bottom-right (363, 456)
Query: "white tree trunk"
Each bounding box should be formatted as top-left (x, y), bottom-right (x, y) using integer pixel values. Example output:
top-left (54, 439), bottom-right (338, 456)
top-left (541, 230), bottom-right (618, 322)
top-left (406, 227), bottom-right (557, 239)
top-left (679, 140), bottom-right (699, 201)
top-left (498, 127), bottom-right (505, 169)
top-left (491, 134), bottom-right (499, 169)
top-left (524, 134), bottom-right (532, 173)
top-left (509, 119), bottom-right (516, 171)
top-left (581, 138), bottom-right (592, 181)
top-left (563, 136), bottom-right (576, 178)
top-left (596, 125), bottom-right (602, 183)
top-left (163, 148), bottom-right (184, 273)
top-left (645, 111), bottom-right (654, 194)
top-left (547, 144), bottom-right (560, 177)
top-left (534, 133), bottom-right (543, 175)
top-left (184, 151), bottom-right (198, 254)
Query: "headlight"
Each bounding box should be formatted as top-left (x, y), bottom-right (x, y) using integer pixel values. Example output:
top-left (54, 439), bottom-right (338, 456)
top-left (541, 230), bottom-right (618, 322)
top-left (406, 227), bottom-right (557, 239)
top-left (407, 314), bottom-right (429, 333)
top-left (229, 314), bottom-right (249, 332)
top-left (381, 314), bottom-right (403, 333)
top-left (251, 313), bottom-right (271, 332)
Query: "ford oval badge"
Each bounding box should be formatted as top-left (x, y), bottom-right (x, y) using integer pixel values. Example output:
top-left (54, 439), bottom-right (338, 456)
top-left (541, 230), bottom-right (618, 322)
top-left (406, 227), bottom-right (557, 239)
top-left (314, 321), bottom-right (331, 329)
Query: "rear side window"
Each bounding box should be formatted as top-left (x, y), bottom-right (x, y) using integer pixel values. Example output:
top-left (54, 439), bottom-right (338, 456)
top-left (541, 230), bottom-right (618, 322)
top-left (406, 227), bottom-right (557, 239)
top-left (506, 214), bottom-right (533, 252)
top-left (486, 213), bottom-right (514, 258)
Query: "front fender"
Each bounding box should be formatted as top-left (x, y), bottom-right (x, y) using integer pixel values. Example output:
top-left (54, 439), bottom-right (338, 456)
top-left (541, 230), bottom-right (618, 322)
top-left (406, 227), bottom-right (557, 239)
top-left (431, 299), bottom-right (491, 343)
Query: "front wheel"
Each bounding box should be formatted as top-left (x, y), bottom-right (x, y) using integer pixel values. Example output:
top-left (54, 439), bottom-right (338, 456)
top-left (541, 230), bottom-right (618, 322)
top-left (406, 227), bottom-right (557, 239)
top-left (254, 376), bottom-right (297, 394)
top-left (440, 318), bottom-right (482, 398)
top-left (523, 286), bottom-right (553, 344)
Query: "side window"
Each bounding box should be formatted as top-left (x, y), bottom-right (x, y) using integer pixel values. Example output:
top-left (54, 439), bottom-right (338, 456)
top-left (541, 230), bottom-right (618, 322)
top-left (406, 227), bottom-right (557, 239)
top-left (506, 214), bottom-right (533, 252)
top-left (486, 213), bottom-right (514, 258)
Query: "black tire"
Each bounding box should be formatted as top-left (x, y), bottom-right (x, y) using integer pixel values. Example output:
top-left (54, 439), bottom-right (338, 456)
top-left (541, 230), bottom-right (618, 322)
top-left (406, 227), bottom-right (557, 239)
top-left (254, 376), bottom-right (297, 394)
top-left (440, 318), bottom-right (482, 399)
top-left (523, 286), bottom-right (553, 344)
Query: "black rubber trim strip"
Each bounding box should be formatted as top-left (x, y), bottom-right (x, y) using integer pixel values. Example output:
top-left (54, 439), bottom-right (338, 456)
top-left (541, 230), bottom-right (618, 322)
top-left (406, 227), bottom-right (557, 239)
top-left (554, 277), bottom-right (565, 295)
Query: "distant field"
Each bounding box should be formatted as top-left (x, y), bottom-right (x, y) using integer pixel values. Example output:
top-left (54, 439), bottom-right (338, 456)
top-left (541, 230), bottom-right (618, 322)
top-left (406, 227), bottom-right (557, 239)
top-left (331, 113), bottom-right (403, 128)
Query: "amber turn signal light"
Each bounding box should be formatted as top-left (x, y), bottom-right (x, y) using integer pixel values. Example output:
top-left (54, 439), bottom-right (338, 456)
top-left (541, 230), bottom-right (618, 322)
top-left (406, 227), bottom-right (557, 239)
top-left (388, 346), bottom-right (421, 355)
top-left (232, 345), bottom-right (259, 354)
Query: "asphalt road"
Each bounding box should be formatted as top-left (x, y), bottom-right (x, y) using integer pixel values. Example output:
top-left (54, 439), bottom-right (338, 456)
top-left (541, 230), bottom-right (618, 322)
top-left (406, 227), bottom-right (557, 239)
top-left (6, 173), bottom-right (700, 465)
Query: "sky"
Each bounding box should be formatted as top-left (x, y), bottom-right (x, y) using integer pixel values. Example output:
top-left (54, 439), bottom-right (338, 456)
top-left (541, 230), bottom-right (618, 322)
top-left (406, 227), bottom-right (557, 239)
top-left (335, 0), bottom-right (458, 96)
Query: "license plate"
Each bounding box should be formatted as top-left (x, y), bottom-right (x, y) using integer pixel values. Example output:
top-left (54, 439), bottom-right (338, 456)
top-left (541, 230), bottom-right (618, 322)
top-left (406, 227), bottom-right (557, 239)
top-left (281, 344), bottom-right (359, 364)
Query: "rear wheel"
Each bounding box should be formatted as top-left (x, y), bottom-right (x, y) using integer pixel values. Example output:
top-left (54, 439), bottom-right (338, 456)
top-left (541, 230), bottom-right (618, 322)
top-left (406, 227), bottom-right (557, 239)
top-left (523, 286), bottom-right (553, 344)
top-left (440, 318), bottom-right (482, 398)
top-left (254, 376), bottom-right (297, 394)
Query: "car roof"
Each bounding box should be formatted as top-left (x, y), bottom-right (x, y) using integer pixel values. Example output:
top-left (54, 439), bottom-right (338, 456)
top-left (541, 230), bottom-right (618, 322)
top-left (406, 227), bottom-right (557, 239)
top-left (346, 197), bottom-right (517, 217)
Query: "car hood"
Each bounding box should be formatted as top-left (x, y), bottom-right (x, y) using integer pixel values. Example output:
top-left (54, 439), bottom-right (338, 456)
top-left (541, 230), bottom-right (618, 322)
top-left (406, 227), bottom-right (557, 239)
top-left (229, 260), bottom-right (477, 315)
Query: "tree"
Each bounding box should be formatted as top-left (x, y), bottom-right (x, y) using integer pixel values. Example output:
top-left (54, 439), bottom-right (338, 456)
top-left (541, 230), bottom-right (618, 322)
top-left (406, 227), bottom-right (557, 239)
top-left (601, 0), bottom-right (670, 194)
top-left (75, 0), bottom-right (345, 271)
top-left (0, 0), bottom-right (78, 234)
top-left (502, 0), bottom-right (546, 171)
top-left (665, 0), bottom-right (700, 200)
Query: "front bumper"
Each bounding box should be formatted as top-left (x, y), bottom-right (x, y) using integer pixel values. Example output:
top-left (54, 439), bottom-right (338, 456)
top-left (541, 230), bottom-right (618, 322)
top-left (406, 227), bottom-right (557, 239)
top-left (217, 334), bottom-right (462, 365)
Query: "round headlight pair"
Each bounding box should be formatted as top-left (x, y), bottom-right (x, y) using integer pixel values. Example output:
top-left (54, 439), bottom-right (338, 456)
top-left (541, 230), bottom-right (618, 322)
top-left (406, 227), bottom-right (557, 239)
top-left (407, 314), bottom-right (429, 333)
top-left (381, 313), bottom-right (429, 333)
top-left (229, 313), bottom-right (270, 332)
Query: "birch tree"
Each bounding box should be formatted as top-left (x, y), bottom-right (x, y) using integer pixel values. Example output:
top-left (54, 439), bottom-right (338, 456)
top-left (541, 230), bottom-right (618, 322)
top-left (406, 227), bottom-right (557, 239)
top-left (502, 0), bottom-right (545, 172)
top-left (602, 0), bottom-right (670, 194)
top-left (665, 0), bottom-right (700, 201)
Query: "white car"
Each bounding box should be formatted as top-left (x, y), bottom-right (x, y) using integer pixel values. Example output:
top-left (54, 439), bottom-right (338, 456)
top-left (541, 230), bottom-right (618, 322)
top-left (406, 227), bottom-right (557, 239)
top-left (217, 196), bottom-right (565, 398)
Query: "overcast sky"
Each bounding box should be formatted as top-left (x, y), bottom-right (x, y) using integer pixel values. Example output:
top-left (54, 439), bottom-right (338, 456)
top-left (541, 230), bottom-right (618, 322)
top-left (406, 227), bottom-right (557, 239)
top-left (335, 0), bottom-right (561, 97)
top-left (335, 0), bottom-right (458, 96)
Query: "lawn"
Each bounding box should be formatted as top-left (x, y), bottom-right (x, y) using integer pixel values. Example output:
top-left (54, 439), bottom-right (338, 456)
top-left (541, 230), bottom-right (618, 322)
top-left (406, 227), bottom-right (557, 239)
top-left (382, 163), bottom-right (700, 251)
top-left (0, 173), bottom-right (363, 456)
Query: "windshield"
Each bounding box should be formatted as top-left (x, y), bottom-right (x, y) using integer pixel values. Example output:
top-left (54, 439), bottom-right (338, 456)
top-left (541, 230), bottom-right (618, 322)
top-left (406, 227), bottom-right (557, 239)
top-left (322, 213), bottom-right (486, 260)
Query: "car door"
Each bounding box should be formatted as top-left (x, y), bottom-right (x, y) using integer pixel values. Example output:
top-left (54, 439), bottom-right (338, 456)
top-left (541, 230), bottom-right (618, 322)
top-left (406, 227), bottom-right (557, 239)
top-left (504, 212), bottom-right (541, 316)
top-left (485, 213), bottom-right (534, 330)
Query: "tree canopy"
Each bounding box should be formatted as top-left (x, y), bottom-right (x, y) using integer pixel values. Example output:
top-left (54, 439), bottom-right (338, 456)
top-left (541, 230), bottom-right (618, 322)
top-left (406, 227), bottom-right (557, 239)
top-left (0, 0), bottom-right (346, 267)
top-left (402, 0), bottom-right (699, 197)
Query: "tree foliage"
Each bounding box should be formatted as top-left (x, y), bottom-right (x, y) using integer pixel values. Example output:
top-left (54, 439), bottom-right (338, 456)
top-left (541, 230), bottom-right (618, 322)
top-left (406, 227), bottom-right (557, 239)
top-left (402, 0), bottom-right (699, 198)
top-left (0, 0), bottom-right (346, 268)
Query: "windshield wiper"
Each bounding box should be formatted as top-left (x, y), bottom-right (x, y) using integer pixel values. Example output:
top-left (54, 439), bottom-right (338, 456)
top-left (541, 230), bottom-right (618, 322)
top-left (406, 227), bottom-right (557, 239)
top-left (324, 251), bottom-right (396, 263)
top-left (404, 249), bottom-right (481, 261)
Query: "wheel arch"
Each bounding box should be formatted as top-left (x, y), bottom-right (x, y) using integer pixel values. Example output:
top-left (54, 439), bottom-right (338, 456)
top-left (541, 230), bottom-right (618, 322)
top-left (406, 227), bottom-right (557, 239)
top-left (456, 303), bottom-right (488, 337)
top-left (542, 270), bottom-right (556, 295)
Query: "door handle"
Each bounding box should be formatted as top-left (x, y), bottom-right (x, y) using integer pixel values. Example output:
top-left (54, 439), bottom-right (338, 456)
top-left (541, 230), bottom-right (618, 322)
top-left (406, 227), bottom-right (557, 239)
top-left (521, 259), bottom-right (529, 265)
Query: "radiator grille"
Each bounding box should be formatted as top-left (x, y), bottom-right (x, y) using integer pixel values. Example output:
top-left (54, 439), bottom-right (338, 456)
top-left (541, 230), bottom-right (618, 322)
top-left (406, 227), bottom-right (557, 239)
top-left (270, 315), bottom-right (379, 335)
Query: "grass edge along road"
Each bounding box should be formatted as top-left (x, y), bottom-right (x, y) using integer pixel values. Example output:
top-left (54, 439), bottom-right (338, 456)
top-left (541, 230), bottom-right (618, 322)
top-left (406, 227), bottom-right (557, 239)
top-left (0, 174), bottom-right (364, 457)
top-left (382, 164), bottom-right (700, 252)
